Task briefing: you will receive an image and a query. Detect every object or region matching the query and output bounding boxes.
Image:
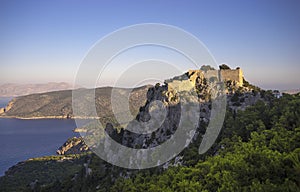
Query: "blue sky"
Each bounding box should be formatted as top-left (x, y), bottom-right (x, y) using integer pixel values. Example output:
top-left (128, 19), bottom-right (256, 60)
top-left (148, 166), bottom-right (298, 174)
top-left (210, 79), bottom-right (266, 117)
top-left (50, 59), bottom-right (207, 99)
top-left (0, 0), bottom-right (299, 89)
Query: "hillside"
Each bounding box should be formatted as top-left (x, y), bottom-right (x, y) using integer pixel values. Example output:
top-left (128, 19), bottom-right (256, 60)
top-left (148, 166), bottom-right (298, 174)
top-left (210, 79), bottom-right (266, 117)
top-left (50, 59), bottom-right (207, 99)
top-left (0, 86), bottom-right (151, 122)
top-left (282, 89), bottom-right (300, 95)
top-left (1, 67), bottom-right (299, 191)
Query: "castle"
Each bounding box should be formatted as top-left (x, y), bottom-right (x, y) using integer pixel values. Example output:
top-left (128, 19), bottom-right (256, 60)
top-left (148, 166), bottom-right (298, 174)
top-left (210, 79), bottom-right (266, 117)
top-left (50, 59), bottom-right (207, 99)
top-left (220, 67), bottom-right (243, 87)
top-left (167, 67), bottom-right (244, 92)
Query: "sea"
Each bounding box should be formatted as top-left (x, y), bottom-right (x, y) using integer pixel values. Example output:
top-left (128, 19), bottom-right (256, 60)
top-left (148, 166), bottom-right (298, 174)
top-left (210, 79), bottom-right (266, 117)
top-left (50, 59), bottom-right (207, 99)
top-left (0, 97), bottom-right (79, 176)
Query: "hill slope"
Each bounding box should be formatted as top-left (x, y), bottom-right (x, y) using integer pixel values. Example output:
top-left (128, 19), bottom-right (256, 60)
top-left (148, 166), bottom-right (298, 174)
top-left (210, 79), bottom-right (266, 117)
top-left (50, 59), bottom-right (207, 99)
top-left (0, 77), bottom-right (299, 191)
top-left (0, 85), bottom-right (151, 120)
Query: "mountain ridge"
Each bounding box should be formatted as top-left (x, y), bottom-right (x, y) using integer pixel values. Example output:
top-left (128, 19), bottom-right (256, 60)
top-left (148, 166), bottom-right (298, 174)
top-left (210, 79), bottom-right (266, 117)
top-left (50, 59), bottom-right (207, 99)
top-left (0, 85), bottom-right (151, 122)
top-left (0, 82), bottom-right (74, 97)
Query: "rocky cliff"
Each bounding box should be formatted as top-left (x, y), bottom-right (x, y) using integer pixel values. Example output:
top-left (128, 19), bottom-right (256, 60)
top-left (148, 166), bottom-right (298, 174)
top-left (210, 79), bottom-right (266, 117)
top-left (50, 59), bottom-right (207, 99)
top-left (120, 69), bottom-right (257, 148)
top-left (58, 67), bottom-right (261, 159)
top-left (56, 137), bottom-right (89, 155)
top-left (0, 67), bottom-right (280, 192)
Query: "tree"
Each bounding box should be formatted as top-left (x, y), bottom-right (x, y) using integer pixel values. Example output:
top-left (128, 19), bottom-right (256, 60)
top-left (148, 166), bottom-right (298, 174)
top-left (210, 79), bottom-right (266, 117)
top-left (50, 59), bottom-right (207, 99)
top-left (200, 65), bottom-right (215, 72)
top-left (219, 64), bottom-right (231, 70)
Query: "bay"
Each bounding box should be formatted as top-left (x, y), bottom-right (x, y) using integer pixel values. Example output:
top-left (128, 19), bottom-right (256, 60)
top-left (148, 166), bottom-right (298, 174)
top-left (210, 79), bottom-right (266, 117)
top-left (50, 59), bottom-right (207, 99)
top-left (0, 98), bottom-right (79, 176)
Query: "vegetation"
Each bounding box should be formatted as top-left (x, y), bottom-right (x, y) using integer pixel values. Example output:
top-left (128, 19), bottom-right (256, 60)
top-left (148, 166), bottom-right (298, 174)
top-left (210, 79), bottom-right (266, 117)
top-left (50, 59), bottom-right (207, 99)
top-left (243, 77), bottom-right (260, 92)
top-left (219, 64), bottom-right (231, 70)
top-left (110, 93), bottom-right (300, 191)
top-left (1, 93), bottom-right (299, 191)
top-left (0, 154), bottom-right (88, 191)
top-left (200, 65), bottom-right (216, 72)
top-left (0, 86), bottom-right (150, 124)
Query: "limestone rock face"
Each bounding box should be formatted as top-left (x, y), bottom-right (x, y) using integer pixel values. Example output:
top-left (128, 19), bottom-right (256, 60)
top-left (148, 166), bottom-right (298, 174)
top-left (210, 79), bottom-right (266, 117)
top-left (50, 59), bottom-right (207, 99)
top-left (188, 70), bottom-right (204, 85)
top-left (0, 99), bottom-right (15, 114)
top-left (119, 70), bottom-right (216, 150)
top-left (166, 70), bottom-right (205, 93)
top-left (102, 67), bottom-right (258, 158)
top-left (56, 137), bottom-right (89, 155)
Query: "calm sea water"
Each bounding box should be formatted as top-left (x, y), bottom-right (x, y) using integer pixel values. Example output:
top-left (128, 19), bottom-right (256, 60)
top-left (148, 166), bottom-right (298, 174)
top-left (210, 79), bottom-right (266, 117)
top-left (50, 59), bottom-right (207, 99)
top-left (0, 97), bottom-right (12, 108)
top-left (0, 98), bottom-right (79, 176)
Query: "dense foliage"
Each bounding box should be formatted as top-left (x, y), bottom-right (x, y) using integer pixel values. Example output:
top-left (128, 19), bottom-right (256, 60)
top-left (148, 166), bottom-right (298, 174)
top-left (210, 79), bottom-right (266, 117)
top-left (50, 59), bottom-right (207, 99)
top-left (219, 64), bottom-right (231, 70)
top-left (200, 65), bottom-right (216, 72)
top-left (110, 93), bottom-right (300, 192)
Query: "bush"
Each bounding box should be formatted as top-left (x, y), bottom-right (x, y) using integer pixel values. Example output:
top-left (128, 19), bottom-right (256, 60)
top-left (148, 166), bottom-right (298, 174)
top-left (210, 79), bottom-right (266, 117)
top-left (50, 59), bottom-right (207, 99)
top-left (219, 64), bottom-right (231, 70)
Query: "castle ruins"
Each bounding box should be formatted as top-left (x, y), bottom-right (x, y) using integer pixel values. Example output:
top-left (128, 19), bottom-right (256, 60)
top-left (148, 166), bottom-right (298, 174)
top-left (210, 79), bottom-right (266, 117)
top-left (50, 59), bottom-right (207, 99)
top-left (166, 67), bottom-right (244, 92)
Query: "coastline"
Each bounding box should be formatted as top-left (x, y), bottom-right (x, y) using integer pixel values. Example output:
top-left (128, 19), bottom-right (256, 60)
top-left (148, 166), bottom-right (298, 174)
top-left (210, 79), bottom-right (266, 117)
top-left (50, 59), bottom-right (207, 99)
top-left (0, 115), bottom-right (101, 120)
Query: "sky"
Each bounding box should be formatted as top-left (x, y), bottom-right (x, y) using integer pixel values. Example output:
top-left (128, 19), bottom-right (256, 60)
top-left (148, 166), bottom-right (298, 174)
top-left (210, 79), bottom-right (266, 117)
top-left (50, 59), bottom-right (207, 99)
top-left (0, 0), bottom-right (299, 90)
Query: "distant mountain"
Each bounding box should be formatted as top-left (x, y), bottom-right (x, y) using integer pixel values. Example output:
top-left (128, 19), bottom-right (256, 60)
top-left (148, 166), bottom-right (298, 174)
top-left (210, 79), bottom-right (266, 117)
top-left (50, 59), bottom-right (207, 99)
top-left (0, 82), bottom-right (73, 97)
top-left (281, 89), bottom-right (300, 95)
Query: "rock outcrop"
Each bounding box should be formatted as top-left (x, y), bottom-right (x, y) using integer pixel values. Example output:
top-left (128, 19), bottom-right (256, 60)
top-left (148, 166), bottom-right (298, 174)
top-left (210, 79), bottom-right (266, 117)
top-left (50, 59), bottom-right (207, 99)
top-left (56, 137), bottom-right (89, 155)
top-left (117, 69), bottom-right (220, 149)
top-left (90, 67), bottom-right (261, 166)
top-left (0, 99), bottom-right (15, 115)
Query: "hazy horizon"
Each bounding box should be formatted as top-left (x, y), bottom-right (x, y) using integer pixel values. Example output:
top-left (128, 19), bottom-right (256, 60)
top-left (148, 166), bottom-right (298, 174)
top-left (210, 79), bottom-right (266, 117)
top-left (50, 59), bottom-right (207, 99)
top-left (1, 0), bottom-right (299, 90)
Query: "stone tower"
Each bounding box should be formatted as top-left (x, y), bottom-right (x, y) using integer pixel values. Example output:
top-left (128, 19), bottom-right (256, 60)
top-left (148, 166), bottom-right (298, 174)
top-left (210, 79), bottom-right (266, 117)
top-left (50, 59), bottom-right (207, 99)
top-left (220, 67), bottom-right (243, 86)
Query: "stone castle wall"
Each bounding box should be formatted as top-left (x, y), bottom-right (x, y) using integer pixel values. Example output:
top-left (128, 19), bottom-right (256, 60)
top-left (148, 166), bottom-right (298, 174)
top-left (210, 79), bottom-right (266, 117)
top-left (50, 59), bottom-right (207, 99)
top-left (220, 68), bottom-right (243, 86)
top-left (167, 67), bottom-right (244, 92)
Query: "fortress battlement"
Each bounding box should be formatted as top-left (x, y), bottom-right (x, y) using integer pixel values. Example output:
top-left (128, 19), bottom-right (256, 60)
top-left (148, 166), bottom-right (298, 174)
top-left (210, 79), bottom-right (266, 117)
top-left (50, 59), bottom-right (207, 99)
top-left (166, 67), bottom-right (244, 92)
